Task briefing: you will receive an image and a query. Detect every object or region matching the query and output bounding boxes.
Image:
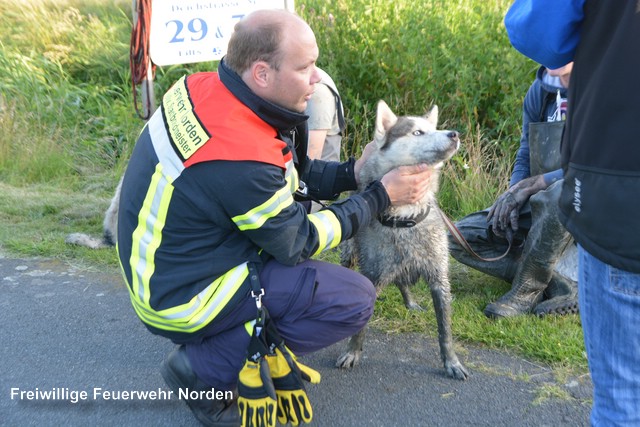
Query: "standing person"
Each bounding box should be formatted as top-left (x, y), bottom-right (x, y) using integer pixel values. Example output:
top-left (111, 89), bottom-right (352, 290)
top-left (305, 67), bottom-right (345, 162)
top-left (449, 63), bottom-right (578, 318)
top-left (304, 67), bottom-right (346, 212)
top-left (505, 1), bottom-right (640, 425)
top-left (116, 9), bottom-right (433, 427)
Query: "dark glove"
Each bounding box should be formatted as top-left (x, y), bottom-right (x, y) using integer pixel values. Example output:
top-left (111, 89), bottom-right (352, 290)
top-left (487, 175), bottom-right (546, 234)
top-left (238, 320), bottom-right (277, 427)
top-left (487, 191), bottom-right (520, 235)
top-left (266, 345), bottom-right (320, 426)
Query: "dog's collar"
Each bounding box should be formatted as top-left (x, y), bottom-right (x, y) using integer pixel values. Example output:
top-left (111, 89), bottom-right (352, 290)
top-left (377, 206), bottom-right (431, 228)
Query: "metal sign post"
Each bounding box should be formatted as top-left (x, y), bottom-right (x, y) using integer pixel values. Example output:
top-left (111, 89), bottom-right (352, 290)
top-left (131, 0), bottom-right (156, 119)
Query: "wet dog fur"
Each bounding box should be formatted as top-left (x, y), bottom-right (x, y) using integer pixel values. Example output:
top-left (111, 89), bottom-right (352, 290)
top-left (337, 100), bottom-right (469, 380)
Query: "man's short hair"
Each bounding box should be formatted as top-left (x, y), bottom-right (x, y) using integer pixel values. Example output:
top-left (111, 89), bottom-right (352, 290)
top-left (225, 13), bottom-right (286, 74)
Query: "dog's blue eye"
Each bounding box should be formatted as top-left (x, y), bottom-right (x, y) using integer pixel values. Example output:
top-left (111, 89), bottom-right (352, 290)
top-left (413, 130), bottom-right (424, 136)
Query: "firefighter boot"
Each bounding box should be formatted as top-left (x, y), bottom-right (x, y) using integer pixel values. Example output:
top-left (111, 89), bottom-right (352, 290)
top-left (161, 346), bottom-right (240, 427)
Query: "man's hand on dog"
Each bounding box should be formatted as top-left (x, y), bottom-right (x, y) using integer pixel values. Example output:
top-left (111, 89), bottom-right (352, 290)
top-left (380, 164), bottom-right (434, 206)
top-left (487, 174), bottom-right (547, 234)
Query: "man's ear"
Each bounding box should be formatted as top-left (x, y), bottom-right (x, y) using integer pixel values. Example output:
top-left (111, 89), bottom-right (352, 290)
top-left (250, 61), bottom-right (271, 88)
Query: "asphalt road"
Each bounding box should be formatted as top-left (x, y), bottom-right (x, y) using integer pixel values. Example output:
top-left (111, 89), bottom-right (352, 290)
top-left (0, 254), bottom-right (592, 426)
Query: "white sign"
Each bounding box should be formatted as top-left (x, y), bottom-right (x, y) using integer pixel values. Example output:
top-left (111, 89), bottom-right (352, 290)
top-left (149, 0), bottom-right (293, 66)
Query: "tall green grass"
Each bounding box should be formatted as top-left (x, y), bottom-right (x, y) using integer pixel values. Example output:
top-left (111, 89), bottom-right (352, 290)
top-left (0, 0), bottom-right (136, 186)
top-left (0, 0), bottom-right (586, 374)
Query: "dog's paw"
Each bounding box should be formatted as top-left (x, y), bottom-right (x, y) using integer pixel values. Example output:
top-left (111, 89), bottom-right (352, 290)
top-left (335, 350), bottom-right (361, 369)
top-left (65, 233), bottom-right (111, 249)
top-left (405, 301), bottom-right (426, 311)
top-left (445, 360), bottom-right (470, 380)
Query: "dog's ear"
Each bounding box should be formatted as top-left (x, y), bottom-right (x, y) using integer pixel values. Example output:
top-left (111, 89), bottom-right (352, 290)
top-left (425, 105), bottom-right (439, 127)
top-left (375, 100), bottom-right (398, 143)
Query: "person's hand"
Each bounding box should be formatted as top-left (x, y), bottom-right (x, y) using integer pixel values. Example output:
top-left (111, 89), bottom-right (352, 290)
top-left (380, 164), bottom-right (433, 206)
top-left (487, 174), bottom-right (547, 234)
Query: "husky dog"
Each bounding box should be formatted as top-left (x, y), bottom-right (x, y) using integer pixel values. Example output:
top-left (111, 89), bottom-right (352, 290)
top-left (65, 178), bottom-right (121, 249)
top-left (337, 100), bottom-right (469, 380)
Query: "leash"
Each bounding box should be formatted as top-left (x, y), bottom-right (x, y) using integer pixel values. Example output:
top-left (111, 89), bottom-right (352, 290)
top-left (295, 180), bottom-right (328, 209)
top-left (436, 207), bottom-right (513, 262)
top-left (298, 176), bottom-right (512, 262)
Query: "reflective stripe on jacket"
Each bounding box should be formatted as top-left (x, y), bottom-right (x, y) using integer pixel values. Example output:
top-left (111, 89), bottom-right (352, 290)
top-left (117, 70), bottom-right (345, 341)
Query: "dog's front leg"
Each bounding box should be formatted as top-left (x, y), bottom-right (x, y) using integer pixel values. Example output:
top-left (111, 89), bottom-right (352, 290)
top-left (430, 281), bottom-right (470, 380)
top-left (335, 327), bottom-right (366, 369)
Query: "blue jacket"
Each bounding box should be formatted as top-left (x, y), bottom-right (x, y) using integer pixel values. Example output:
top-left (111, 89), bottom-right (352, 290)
top-left (505, 0), bottom-right (640, 273)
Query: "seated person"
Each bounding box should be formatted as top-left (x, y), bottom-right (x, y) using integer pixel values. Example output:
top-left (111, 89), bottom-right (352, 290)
top-left (449, 63), bottom-right (578, 318)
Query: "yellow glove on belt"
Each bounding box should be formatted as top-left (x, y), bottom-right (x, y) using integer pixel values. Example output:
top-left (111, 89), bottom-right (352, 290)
top-left (239, 304), bottom-right (322, 427)
top-left (238, 318), bottom-right (277, 427)
top-left (266, 343), bottom-right (321, 426)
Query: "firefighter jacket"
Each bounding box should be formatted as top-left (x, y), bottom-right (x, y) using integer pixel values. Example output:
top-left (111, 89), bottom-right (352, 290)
top-left (117, 59), bottom-right (390, 342)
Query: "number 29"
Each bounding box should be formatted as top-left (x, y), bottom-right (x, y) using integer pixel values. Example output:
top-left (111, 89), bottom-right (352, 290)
top-left (167, 18), bottom-right (208, 43)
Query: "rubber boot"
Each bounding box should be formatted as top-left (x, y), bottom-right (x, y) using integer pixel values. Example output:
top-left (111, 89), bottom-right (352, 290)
top-left (533, 242), bottom-right (579, 315)
top-left (484, 181), bottom-right (572, 319)
top-left (533, 272), bottom-right (579, 316)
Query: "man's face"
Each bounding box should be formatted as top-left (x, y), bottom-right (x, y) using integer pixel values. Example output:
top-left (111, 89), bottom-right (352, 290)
top-left (547, 62), bottom-right (573, 88)
top-left (264, 27), bottom-right (321, 113)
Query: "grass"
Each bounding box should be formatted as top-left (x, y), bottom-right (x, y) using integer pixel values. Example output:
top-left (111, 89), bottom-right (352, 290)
top-left (300, 0), bottom-right (536, 217)
top-left (0, 0), bottom-right (587, 375)
top-left (316, 248), bottom-right (586, 373)
top-left (379, 267), bottom-right (584, 366)
top-left (0, 182), bottom-right (119, 269)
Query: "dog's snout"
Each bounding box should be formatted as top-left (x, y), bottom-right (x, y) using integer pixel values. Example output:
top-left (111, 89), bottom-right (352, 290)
top-left (448, 131), bottom-right (459, 141)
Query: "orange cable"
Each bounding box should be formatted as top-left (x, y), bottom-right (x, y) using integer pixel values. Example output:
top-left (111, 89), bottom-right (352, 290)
top-left (130, 0), bottom-right (156, 120)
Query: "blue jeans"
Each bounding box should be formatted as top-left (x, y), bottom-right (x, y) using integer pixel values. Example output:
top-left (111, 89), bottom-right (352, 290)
top-left (579, 245), bottom-right (640, 426)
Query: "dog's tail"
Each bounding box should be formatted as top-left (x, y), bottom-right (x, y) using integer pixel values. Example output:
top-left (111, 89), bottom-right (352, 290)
top-left (65, 231), bottom-right (115, 249)
top-left (65, 204), bottom-right (117, 249)
top-left (65, 177), bottom-right (121, 250)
